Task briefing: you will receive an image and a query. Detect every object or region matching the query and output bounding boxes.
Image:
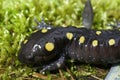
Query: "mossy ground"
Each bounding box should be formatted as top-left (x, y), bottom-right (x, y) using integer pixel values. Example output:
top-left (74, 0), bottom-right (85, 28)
top-left (0, 0), bottom-right (120, 80)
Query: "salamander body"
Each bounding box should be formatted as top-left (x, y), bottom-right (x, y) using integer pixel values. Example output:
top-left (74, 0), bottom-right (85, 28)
top-left (18, 25), bottom-right (120, 72)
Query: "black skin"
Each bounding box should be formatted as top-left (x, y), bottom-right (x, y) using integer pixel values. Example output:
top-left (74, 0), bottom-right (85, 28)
top-left (18, 21), bottom-right (120, 73)
top-left (18, 0), bottom-right (120, 73)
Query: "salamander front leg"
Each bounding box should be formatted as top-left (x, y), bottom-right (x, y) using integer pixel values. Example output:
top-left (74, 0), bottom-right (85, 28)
top-left (34, 17), bottom-right (53, 30)
top-left (40, 53), bottom-right (65, 73)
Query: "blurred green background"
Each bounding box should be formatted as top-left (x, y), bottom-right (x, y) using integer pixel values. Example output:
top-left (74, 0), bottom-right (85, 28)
top-left (0, 0), bottom-right (120, 79)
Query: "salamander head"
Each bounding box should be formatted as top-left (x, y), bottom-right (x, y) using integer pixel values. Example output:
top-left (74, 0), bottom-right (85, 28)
top-left (18, 30), bottom-right (56, 66)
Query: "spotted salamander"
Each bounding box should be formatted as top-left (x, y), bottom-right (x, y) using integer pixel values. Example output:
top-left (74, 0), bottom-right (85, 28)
top-left (18, 0), bottom-right (120, 73)
top-left (18, 21), bottom-right (120, 73)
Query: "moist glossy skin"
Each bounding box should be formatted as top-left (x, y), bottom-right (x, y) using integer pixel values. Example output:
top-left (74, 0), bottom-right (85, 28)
top-left (18, 26), bottom-right (120, 73)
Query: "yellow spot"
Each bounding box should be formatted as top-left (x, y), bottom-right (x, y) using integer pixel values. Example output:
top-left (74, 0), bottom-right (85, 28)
top-left (108, 39), bottom-right (115, 46)
top-left (62, 25), bottom-right (67, 28)
top-left (33, 30), bottom-right (38, 33)
top-left (79, 36), bottom-right (85, 44)
top-left (41, 28), bottom-right (48, 33)
top-left (66, 32), bottom-right (73, 40)
top-left (45, 42), bottom-right (54, 51)
top-left (96, 31), bottom-right (101, 35)
top-left (23, 39), bottom-right (28, 44)
top-left (92, 40), bottom-right (98, 47)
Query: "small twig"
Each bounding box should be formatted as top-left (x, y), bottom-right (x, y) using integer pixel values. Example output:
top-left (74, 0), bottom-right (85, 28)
top-left (91, 75), bottom-right (103, 80)
top-left (65, 65), bottom-right (75, 80)
top-left (58, 69), bottom-right (66, 80)
top-left (32, 72), bottom-right (47, 79)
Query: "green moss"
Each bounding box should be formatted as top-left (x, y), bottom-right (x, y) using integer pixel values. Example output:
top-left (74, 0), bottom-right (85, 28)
top-left (0, 0), bottom-right (120, 79)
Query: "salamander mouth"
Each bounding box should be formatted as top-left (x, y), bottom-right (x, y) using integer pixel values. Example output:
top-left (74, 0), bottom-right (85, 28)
top-left (18, 52), bottom-right (56, 66)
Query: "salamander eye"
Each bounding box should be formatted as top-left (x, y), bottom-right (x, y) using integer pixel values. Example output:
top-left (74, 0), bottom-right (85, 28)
top-left (32, 44), bottom-right (41, 52)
